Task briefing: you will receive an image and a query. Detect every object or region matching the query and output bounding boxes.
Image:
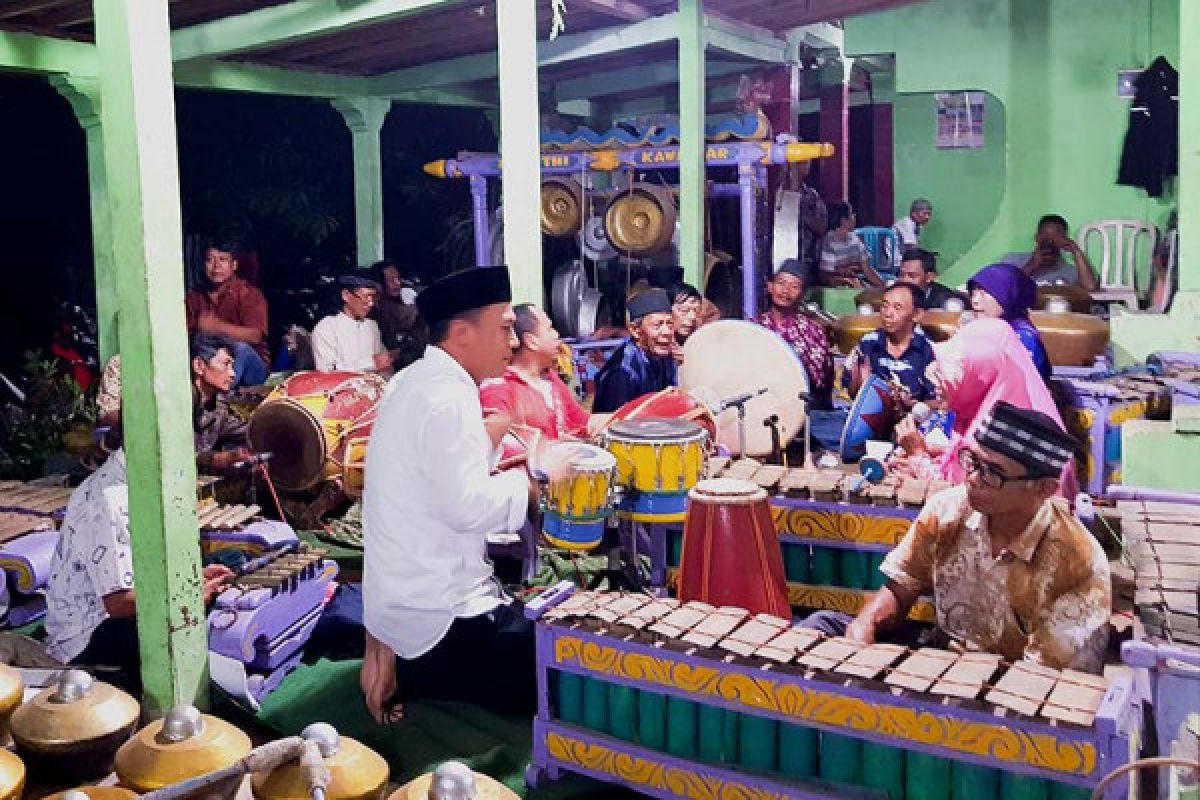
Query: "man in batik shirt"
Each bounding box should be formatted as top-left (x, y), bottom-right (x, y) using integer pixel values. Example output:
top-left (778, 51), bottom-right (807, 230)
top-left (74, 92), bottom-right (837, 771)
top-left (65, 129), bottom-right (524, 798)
top-left (804, 402), bottom-right (1111, 672)
top-left (754, 258), bottom-right (834, 408)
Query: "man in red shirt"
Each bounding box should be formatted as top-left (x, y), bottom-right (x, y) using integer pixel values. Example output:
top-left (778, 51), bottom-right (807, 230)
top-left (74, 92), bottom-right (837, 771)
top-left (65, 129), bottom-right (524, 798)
top-left (185, 239), bottom-right (270, 386)
top-left (481, 304), bottom-right (589, 451)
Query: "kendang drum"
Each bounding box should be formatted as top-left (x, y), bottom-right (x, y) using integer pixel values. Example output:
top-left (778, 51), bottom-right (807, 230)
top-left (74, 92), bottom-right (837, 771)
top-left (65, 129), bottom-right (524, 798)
top-left (339, 409), bottom-right (374, 498)
top-left (677, 478), bottom-right (789, 616)
top-left (840, 373), bottom-right (900, 463)
top-left (247, 371), bottom-right (386, 492)
top-left (678, 319), bottom-right (810, 457)
top-left (608, 387), bottom-right (717, 442)
top-left (602, 418), bottom-right (707, 523)
top-left (541, 443), bottom-right (616, 551)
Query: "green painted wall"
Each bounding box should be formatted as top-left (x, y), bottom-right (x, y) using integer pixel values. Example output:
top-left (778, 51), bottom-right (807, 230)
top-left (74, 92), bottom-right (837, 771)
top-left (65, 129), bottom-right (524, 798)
top-left (847, 0), bottom-right (1180, 286)
top-left (892, 91), bottom-right (1006, 271)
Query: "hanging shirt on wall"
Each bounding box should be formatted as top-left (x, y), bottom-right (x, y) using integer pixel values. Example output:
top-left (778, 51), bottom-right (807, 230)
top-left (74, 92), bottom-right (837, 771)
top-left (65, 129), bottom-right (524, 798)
top-left (1118, 56), bottom-right (1178, 198)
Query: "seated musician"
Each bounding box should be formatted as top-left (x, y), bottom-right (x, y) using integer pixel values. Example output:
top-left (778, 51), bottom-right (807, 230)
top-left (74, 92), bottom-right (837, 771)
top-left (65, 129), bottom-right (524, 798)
top-left (668, 282), bottom-right (703, 363)
top-left (312, 274), bottom-right (392, 374)
top-left (185, 239), bottom-right (270, 387)
top-left (372, 259), bottom-right (428, 371)
top-left (967, 262), bottom-right (1052, 380)
top-left (592, 289), bottom-right (677, 414)
top-left (755, 259), bottom-right (834, 408)
top-left (896, 248), bottom-right (966, 311)
top-left (817, 203), bottom-right (883, 288)
top-left (891, 318), bottom-right (1076, 497)
top-left (360, 267), bottom-right (571, 723)
top-left (190, 333), bottom-right (253, 475)
top-left (843, 282), bottom-right (936, 410)
top-left (480, 303), bottom-right (589, 444)
top-left (808, 402), bottom-right (1110, 672)
top-left (998, 214), bottom-right (1098, 290)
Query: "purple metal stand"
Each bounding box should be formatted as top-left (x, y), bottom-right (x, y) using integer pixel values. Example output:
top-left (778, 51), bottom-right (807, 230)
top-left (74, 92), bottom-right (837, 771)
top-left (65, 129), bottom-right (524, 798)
top-left (470, 174), bottom-right (490, 267)
top-left (1121, 639), bottom-right (1200, 799)
top-left (739, 164), bottom-right (759, 319)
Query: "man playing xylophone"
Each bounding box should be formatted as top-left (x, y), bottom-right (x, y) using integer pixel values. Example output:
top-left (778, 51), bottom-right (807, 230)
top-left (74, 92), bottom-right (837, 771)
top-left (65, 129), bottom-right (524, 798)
top-left (806, 402), bottom-right (1111, 672)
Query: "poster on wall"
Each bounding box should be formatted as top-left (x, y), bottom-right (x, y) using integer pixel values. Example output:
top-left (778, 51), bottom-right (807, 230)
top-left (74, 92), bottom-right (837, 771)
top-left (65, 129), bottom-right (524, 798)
top-left (935, 91), bottom-right (985, 149)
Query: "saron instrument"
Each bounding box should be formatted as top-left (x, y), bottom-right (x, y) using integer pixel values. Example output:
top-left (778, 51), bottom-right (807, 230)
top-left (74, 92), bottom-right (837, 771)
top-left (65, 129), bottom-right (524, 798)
top-left (678, 320), bottom-right (810, 457)
top-left (10, 670), bottom-right (139, 780)
top-left (541, 443), bottom-right (616, 552)
top-left (677, 479), bottom-right (789, 617)
top-left (252, 723), bottom-right (388, 800)
top-left (602, 419), bottom-right (707, 523)
top-left (247, 371), bottom-right (386, 492)
top-left (114, 705), bottom-right (252, 793)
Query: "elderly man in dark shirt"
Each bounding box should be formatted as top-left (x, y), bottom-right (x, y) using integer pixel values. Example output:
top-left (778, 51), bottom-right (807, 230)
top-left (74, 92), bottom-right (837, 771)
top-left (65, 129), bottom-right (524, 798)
top-left (372, 259), bottom-right (427, 371)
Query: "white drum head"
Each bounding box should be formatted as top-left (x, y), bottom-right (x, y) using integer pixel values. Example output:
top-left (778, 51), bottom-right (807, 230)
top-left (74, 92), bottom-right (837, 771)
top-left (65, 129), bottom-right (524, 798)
top-left (679, 319), bottom-right (810, 457)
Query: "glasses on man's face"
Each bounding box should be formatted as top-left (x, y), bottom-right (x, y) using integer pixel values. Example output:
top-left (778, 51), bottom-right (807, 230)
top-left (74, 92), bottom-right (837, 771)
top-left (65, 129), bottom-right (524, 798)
top-left (957, 448), bottom-right (1027, 489)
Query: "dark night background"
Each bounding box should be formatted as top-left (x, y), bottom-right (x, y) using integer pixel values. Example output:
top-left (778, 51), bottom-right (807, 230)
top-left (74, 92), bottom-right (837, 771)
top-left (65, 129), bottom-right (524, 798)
top-left (0, 75), bottom-right (496, 374)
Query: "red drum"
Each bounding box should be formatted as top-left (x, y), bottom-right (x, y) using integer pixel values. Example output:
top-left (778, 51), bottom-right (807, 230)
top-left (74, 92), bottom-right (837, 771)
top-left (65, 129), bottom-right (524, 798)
top-left (339, 410), bottom-right (375, 498)
top-left (608, 387), bottom-right (717, 442)
top-left (677, 478), bottom-right (789, 617)
top-left (247, 371), bottom-right (386, 492)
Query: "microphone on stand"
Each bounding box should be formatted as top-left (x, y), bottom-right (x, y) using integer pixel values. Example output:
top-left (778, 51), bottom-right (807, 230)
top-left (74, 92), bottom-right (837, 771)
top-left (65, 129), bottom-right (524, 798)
top-left (234, 452), bottom-right (274, 471)
top-left (714, 387), bottom-right (768, 413)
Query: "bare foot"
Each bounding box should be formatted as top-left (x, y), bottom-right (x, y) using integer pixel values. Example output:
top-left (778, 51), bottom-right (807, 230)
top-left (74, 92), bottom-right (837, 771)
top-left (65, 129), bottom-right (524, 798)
top-left (361, 632), bottom-right (402, 724)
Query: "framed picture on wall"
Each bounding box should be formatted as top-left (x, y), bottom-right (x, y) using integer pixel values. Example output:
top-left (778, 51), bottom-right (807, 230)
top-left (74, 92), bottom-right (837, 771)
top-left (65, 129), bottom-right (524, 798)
top-left (934, 91), bottom-right (984, 149)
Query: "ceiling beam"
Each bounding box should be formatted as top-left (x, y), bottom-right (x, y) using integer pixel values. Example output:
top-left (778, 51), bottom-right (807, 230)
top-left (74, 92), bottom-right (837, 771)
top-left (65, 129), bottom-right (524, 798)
top-left (172, 59), bottom-right (370, 97)
top-left (0, 28), bottom-right (95, 74)
top-left (369, 11), bottom-right (681, 93)
top-left (553, 58), bottom-right (749, 102)
top-left (170, 0), bottom-right (457, 62)
top-left (786, 21), bottom-right (843, 52)
top-left (0, 1), bottom-right (69, 22)
top-left (703, 11), bottom-right (789, 63)
top-left (569, 0), bottom-right (651, 23)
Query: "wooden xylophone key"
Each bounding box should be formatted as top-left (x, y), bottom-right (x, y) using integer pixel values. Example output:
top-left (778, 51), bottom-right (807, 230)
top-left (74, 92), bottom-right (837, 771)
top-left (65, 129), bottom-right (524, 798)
top-left (930, 652), bottom-right (1003, 700)
top-left (796, 637), bottom-right (862, 672)
top-left (884, 648), bottom-right (958, 692)
top-left (681, 607), bottom-right (748, 649)
top-left (706, 456), bottom-right (731, 478)
top-left (718, 614), bottom-right (791, 658)
top-left (1040, 669), bottom-right (1109, 726)
top-left (834, 643), bottom-right (908, 680)
top-left (986, 660), bottom-right (1060, 717)
top-left (753, 626), bottom-right (822, 664)
top-left (723, 458), bottom-right (762, 482)
top-left (616, 597), bottom-right (680, 630)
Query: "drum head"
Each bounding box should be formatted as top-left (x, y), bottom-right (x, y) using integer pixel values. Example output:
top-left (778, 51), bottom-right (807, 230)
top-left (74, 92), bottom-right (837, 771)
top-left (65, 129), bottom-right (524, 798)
top-left (679, 320), bottom-right (810, 457)
top-left (247, 400), bottom-right (327, 491)
top-left (689, 477), bottom-right (766, 503)
top-left (553, 442), bottom-right (616, 470)
top-left (607, 418), bottom-right (704, 443)
top-left (839, 374), bottom-right (897, 463)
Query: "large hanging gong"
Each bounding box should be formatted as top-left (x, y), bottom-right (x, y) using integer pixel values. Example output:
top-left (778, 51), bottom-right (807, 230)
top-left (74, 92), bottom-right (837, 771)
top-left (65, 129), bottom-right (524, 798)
top-left (540, 178), bottom-right (583, 237)
top-left (603, 183), bottom-right (677, 256)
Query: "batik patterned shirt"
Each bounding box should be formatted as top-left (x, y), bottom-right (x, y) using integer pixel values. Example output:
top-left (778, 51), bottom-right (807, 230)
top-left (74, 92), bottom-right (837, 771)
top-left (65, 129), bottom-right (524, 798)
top-left (755, 310), bottom-right (834, 391)
top-left (880, 485), bottom-right (1111, 672)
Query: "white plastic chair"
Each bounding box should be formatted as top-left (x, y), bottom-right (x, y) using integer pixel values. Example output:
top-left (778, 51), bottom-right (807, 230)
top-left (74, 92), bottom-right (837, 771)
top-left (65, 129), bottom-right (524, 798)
top-left (1078, 219), bottom-right (1158, 308)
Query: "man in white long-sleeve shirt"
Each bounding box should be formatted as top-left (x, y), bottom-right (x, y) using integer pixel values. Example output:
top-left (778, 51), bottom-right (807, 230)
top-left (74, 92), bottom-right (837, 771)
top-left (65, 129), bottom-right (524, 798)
top-left (311, 273), bottom-right (391, 373)
top-left (360, 266), bottom-right (568, 723)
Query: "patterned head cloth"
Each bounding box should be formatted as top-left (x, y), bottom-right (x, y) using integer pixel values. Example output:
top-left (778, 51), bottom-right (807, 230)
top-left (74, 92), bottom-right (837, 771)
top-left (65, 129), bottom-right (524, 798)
top-left (975, 401), bottom-right (1076, 479)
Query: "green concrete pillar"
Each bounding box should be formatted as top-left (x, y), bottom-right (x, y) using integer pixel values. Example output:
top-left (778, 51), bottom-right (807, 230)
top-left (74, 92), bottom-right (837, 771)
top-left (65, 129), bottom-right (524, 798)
top-left (331, 97), bottom-right (391, 266)
top-left (49, 75), bottom-right (118, 363)
top-left (94, 0), bottom-right (207, 713)
top-left (678, 0), bottom-right (706, 289)
top-left (496, 0), bottom-right (543, 304)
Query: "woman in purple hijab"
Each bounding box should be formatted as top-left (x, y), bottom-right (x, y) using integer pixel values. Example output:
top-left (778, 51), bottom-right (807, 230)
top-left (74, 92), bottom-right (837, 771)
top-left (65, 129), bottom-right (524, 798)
top-left (967, 262), bottom-right (1052, 379)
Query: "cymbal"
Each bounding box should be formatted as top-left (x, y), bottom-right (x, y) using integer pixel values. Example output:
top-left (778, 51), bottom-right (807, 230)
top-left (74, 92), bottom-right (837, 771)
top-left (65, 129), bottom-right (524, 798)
top-left (115, 706), bottom-right (252, 792)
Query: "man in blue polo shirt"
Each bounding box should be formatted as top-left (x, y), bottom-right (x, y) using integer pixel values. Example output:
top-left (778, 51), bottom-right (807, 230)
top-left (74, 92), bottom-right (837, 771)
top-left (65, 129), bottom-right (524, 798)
top-left (844, 282), bottom-right (935, 408)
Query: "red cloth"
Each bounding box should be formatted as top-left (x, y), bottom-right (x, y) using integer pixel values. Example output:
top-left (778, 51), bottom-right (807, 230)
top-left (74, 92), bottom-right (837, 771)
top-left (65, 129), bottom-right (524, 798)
top-left (185, 276), bottom-right (270, 363)
top-left (480, 367), bottom-right (589, 441)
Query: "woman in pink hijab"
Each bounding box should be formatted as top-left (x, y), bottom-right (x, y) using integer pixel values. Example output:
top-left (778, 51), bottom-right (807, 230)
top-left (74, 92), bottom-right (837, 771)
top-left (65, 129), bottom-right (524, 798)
top-left (895, 318), bottom-right (1077, 496)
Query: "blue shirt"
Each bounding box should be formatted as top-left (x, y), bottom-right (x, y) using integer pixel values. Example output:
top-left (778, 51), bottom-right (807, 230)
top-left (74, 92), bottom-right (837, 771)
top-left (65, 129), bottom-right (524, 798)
top-left (850, 328), bottom-right (937, 401)
top-left (1012, 318), bottom-right (1052, 380)
top-left (592, 337), bottom-right (677, 413)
